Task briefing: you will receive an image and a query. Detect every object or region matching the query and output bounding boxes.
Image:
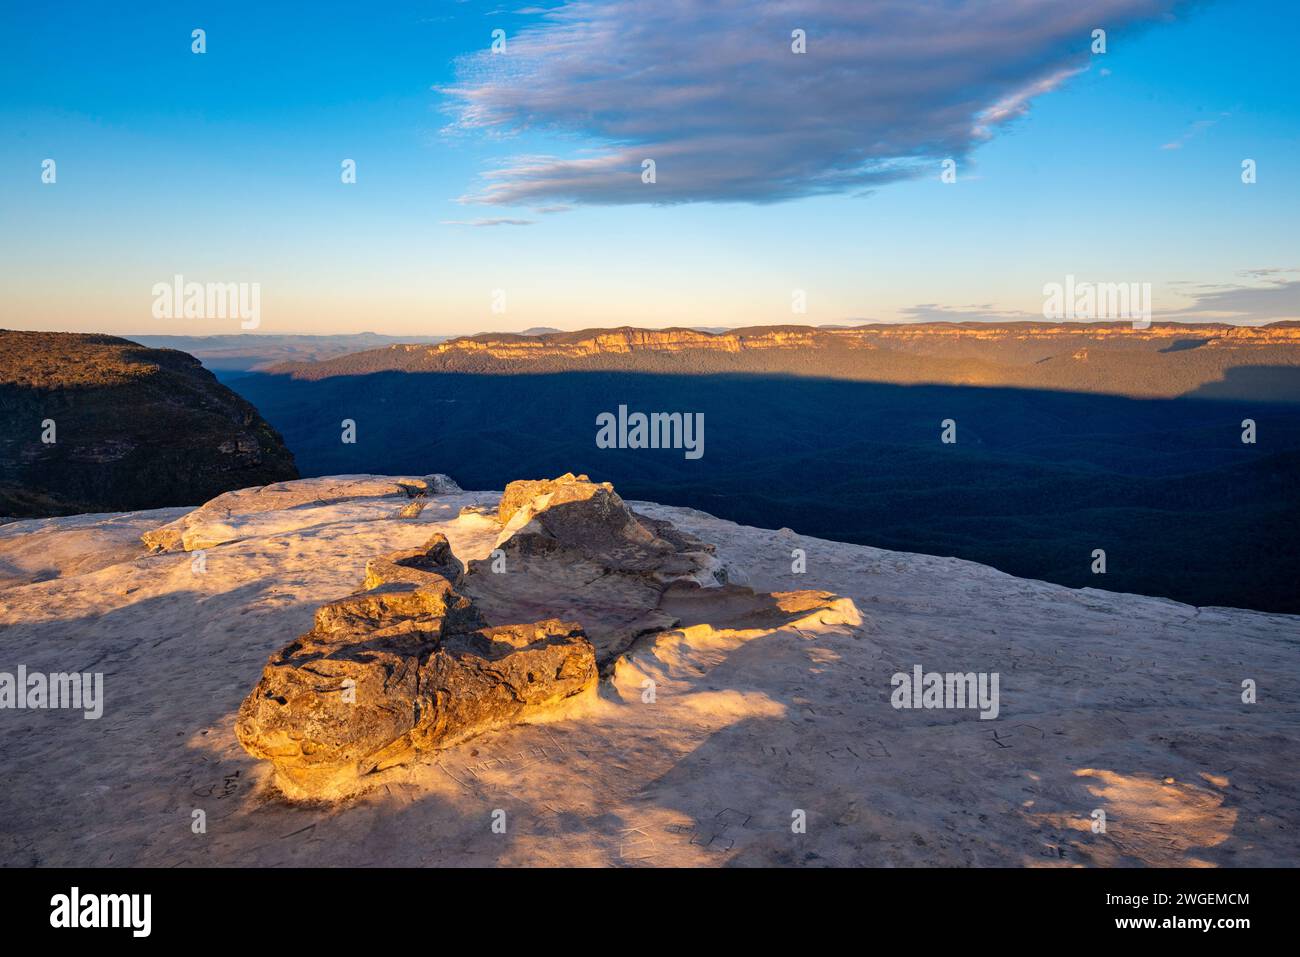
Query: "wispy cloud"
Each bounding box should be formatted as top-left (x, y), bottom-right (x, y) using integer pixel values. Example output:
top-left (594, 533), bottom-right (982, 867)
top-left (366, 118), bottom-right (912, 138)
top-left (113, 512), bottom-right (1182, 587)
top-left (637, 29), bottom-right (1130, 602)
top-left (440, 217), bottom-right (535, 226)
top-left (900, 303), bottom-right (1038, 323)
top-left (1160, 114), bottom-right (1227, 150)
top-left (443, 0), bottom-right (1181, 207)
top-left (1166, 270), bottom-right (1300, 324)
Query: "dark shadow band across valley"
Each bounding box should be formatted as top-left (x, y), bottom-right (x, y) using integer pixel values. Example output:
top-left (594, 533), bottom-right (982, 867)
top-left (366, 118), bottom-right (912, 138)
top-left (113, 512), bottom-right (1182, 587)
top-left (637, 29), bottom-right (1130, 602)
top-left (227, 369), bottom-right (1300, 614)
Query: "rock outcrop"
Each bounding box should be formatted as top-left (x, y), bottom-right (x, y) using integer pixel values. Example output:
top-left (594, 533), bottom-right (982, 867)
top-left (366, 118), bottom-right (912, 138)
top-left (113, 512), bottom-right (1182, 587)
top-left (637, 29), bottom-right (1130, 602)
top-left (235, 531), bottom-right (596, 799)
top-left (234, 472), bottom-right (859, 799)
top-left (0, 331), bottom-right (298, 518)
top-left (463, 473), bottom-right (721, 668)
top-left (141, 473), bottom-right (460, 552)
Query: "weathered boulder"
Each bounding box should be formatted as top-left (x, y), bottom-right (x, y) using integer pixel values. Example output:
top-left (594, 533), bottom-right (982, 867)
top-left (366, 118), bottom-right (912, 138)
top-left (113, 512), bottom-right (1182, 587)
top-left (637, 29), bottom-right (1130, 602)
top-left (235, 532), bottom-right (595, 799)
top-left (362, 531), bottom-right (465, 589)
top-left (493, 472), bottom-right (716, 581)
top-left (464, 473), bottom-right (720, 668)
top-left (395, 499), bottom-right (427, 519)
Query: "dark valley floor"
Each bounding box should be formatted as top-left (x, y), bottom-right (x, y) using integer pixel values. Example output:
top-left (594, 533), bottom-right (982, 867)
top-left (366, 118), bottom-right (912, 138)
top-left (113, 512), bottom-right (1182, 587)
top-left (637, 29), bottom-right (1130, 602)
top-left (226, 368), bottom-right (1300, 614)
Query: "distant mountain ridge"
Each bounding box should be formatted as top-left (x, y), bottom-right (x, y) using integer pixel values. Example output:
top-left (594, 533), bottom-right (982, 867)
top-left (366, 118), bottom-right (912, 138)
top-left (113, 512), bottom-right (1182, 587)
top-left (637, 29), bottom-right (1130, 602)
top-left (128, 332), bottom-right (450, 374)
top-left (265, 321), bottom-right (1300, 402)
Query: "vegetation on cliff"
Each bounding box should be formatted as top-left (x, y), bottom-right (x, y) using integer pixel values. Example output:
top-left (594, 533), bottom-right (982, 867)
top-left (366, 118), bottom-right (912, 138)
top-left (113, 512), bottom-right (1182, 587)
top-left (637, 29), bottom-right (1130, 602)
top-left (0, 331), bottom-right (297, 517)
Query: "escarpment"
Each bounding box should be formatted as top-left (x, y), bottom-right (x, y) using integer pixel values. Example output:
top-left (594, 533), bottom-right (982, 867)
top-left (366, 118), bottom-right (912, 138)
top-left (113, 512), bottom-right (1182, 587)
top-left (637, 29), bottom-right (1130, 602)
top-left (265, 322), bottom-right (1300, 401)
top-left (0, 331), bottom-right (297, 518)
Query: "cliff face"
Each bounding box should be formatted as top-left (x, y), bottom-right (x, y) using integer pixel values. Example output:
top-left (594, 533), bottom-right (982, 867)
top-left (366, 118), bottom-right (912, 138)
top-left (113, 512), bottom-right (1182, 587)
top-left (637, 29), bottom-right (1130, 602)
top-left (428, 322), bottom-right (1300, 360)
top-left (268, 322), bottom-right (1300, 401)
top-left (0, 331), bottom-right (298, 517)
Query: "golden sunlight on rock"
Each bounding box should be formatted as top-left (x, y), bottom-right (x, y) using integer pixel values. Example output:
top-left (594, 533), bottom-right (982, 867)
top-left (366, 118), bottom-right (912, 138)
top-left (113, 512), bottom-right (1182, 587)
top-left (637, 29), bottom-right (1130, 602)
top-left (1022, 768), bottom-right (1237, 867)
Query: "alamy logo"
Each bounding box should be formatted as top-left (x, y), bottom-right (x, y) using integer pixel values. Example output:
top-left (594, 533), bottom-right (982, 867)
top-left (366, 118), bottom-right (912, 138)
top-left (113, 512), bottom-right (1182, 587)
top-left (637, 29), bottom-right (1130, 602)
top-left (891, 664), bottom-right (1000, 720)
top-left (596, 405), bottom-right (704, 460)
top-left (0, 666), bottom-right (103, 719)
top-left (1042, 274), bottom-right (1151, 329)
top-left (151, 274), bottom-right (260, 329)
top-left (50, 887), bottom-right (151, 937)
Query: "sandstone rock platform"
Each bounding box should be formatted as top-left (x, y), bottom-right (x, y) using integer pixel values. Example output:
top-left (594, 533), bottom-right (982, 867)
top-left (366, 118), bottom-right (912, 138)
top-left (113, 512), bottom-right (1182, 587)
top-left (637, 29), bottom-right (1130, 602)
top-left (1, 473), bottom-right (1296, 866)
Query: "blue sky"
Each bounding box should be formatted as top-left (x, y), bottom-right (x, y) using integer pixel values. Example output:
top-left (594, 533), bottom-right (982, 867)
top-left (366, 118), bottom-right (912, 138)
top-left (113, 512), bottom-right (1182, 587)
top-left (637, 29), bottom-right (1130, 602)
top-left (2, 0), bottom-right (1297, 335)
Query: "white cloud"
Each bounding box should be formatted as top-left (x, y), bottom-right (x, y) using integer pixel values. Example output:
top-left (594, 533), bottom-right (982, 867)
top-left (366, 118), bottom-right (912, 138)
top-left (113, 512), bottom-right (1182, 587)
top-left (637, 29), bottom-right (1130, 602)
top-left (443, 0), bottom-right (1181, 206)
top-left (439, 217), bottom-right (535, 226)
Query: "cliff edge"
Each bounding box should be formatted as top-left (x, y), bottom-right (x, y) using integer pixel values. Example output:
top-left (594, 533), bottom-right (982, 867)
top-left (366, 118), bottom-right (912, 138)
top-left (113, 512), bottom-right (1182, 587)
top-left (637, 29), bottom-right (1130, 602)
top-left (0, 331), bottom-right (298, 517)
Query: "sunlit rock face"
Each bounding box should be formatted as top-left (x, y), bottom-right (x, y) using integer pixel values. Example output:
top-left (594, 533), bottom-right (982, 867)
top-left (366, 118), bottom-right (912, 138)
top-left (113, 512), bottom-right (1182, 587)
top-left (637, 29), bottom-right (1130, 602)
top-left (234, 531), bottom-right (597, 800)
top-left (464, 473), bottom-right (723, 669)
top-left (362, 531), bottom-right (464, 590)
top-left (268, 323), bottom-right (1300, 402)
top-left (494, 473), bottom-right (718, 583)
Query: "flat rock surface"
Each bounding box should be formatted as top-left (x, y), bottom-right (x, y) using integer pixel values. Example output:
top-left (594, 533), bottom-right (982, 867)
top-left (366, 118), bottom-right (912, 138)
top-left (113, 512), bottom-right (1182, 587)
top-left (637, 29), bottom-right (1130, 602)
top-left (0, 508), bottom-right (191, 588)
top-left (1, 477), bottom-right (1296, 867)
top-left (141, 474), bottom-right (459, 551)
